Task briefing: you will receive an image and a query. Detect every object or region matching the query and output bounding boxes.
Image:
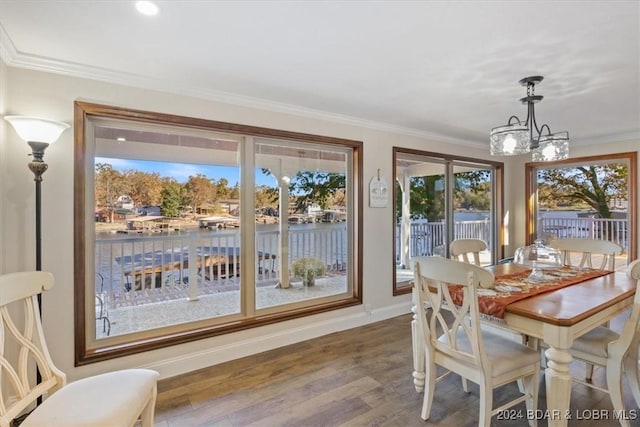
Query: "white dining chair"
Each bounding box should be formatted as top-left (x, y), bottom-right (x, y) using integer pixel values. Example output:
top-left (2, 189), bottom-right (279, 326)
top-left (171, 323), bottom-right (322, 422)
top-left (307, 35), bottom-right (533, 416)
top-left (450, 238), bottom-right (487, 266)
top-left (546, 238), bottom-right (624, 378)
top-left (567, 259), bottom-right (640, 427)
top-left (412, 256), bottom-right (540, 426)
top-left (0, 271), bottom-right (159, 427)
top-left (548, 238), bottom-right (623, 271)
top-left (451, 239), bottom-right (524, 352)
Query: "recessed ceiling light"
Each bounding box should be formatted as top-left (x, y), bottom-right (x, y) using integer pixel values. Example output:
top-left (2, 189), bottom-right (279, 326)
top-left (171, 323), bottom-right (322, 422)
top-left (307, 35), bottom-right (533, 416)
top-left (135, 1), bottom-right (159, 16)
top-left (117, 137), bottom-right (126, 142)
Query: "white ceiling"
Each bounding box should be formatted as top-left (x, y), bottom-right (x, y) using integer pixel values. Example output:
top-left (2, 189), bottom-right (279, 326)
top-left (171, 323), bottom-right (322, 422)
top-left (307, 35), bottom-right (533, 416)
top-left (1, 1), bottom-right (639, 150)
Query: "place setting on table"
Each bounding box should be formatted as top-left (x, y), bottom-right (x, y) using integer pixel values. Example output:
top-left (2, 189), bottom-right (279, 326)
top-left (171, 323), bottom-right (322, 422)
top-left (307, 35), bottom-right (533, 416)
top-left (448, 240), bottom-right (613, 320)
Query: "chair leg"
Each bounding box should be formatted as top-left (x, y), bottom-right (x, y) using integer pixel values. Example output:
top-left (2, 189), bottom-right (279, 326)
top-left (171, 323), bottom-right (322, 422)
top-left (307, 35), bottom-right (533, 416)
top-left (461, 377), bottom-right (470, 393)
top-left (478, 380), bottom-right (493, 427)
top-left (605, 361), bottom-right (630, 427)
top-left (585, 362), bottom-right (595, 381)
top-left (421, 356), bottom-right (436, 421)
top-left (623, 354), bottom-right (640, 407)
top-left (522, 371), bottom-right (539, 427)
top-left (139, 385), bottom-right (158, 427)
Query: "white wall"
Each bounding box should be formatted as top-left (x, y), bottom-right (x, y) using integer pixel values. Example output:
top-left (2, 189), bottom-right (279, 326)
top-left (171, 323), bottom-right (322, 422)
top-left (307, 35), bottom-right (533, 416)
top-left (1, 64), bottom-right (500, 381)
top-left (0, 58), bottom-right (6, 271)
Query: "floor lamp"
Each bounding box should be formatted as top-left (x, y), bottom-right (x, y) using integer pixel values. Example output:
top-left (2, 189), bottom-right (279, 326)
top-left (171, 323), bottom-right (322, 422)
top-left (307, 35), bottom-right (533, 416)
top-left (4, 115), bottom-right (69, 410)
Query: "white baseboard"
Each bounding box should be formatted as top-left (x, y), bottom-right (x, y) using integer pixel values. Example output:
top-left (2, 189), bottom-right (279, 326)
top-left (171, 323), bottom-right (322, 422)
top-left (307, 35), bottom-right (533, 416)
top-left (144, 301), bottom-right (412, 379)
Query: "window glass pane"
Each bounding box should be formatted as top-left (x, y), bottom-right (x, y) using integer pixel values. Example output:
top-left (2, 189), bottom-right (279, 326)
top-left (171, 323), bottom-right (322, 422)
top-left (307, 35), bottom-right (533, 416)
top-left (531, 158), bottom-right (631, 269)
top-left (254, 140), bottom-right (351, 309)
top-left (394, 154), bottom-right (447, 289)
top-left (93, 120), bottom-right (242, 338)
top-left (453, 163), bottom-right (494, 266)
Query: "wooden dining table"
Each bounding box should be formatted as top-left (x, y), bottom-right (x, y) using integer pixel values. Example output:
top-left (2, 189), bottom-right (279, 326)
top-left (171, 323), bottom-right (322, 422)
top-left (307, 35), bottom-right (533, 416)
top-left (410, 262), bottom-right (637, 427)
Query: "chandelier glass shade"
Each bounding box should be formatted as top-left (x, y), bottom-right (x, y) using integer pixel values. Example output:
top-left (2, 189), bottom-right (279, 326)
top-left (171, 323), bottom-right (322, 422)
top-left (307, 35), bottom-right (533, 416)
top-left (490, 118), bottom-right (530, 156)
top-left (532, 131), bottom-right (569, 162)
top-left (490, 76), bottom-right (569, 161)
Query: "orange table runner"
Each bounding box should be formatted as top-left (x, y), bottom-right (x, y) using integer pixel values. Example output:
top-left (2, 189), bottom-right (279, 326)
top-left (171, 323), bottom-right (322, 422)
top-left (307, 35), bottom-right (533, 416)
top-left (449, 267), bottom-right (612, 320)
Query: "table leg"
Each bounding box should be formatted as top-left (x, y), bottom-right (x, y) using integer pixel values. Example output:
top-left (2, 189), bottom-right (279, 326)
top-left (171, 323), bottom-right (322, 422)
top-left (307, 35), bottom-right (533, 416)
top-left (411, 299), bottom-right (425, 392)
top-left (544, 346), bottom-right (573, 427)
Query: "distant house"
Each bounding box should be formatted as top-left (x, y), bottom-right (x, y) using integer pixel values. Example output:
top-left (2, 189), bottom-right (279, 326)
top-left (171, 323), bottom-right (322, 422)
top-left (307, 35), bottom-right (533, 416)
top-left (116, 195), bottom-right (134, 210)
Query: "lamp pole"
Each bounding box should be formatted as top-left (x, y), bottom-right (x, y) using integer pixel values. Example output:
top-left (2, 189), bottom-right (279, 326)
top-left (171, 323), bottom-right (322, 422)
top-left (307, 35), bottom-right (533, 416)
top-left (27, 142), bottom-right (51, 407)
top-left (27, 141), bottom-right (50, 273)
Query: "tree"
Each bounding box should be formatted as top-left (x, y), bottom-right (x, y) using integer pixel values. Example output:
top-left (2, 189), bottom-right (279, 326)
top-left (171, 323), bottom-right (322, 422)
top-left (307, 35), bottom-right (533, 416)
top-left (289, 171), bottom-right (345, 211)
top-left (95, 163), bottom-right (128, 222)
top-left (184, 174), bottom-right (216, 217)
top-left (401, 175), bottom-right (445, 221)
top-left (537, 164), bottom-right (627, 218)
top-left (160, 180), bottom-right (184, 218)
top-left (125, 170), bottom-right (163, 207)
top-left (215, 178), bottom-right (229, 199)
top-left (229, 182), bottom-right (240, 200)
top-left (255, 185), bottom-right (279, 209)
top-left (396, 171), bottom-right (490, 221)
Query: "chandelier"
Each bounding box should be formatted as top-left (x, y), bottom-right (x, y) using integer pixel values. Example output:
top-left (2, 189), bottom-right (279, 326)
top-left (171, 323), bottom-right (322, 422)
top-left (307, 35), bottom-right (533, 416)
top-left (490, 76), bottom-right (569, 161)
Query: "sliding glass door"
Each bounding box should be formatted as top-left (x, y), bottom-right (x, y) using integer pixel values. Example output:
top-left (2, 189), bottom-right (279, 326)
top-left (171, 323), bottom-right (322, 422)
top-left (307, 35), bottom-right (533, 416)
top-left (393, 148), bottom-right (503, 294)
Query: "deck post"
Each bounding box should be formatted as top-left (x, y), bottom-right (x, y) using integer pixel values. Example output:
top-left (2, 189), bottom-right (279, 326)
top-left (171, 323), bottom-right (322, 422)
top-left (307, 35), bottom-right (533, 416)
top-left (188, 232), bottom-right (199, 301)
top-left (278, 177), bottom-right (290, 288)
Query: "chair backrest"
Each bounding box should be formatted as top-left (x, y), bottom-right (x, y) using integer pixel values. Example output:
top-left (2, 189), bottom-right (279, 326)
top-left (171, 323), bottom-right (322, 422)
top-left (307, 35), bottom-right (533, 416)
top-left (0, 272), bottom-right (66, 426)
top-left (548, 238), bottom-right (622, 270)
top-left (611, 259), bottom-right (640, 355)
top-left (449, 239), bottom-right (487, 266)
top-left (412, 256), bottom-right (494, 373)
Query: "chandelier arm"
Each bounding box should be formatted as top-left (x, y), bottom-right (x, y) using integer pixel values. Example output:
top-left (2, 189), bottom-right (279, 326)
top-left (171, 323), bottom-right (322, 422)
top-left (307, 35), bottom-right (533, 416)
top-left (507, 115), bottom-right (523, 125)
top-left (538, 124), bottom-right (552, 137)
top-left (531, 124), bottom-right (552, 149)
top-left (528, 100), bottom-right (545, 148)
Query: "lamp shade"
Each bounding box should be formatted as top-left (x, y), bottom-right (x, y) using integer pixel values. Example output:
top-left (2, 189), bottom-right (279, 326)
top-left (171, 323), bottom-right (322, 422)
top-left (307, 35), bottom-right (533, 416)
top-left (532, 131), bottom-right (569, 162)
top-left (4, 116), bottom-right (70, 144)
top-left (489, 122), bottom-right (530, 155)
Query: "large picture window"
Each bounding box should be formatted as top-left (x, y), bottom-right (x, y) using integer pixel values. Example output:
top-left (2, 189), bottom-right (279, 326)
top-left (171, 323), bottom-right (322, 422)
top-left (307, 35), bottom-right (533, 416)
top-left (525, 152), bottom-right (637, 266)
top-left (75, 102), bottom-right (362, 364)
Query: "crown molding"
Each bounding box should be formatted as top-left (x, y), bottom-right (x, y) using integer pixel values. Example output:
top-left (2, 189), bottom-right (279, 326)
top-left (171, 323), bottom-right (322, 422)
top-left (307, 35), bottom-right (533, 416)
top-left (0, 25), bottom-right (485, 150)
top-left (573, 131), bottom-right (640, 147)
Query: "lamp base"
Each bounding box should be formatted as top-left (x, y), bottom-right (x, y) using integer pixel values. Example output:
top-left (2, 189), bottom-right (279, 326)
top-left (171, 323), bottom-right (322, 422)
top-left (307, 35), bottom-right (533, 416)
top-left (28, 161), bottom-right (48, 182)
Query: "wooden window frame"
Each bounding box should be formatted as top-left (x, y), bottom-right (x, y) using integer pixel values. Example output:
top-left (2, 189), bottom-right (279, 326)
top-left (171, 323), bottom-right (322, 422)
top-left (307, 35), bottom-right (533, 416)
top-left (524, 151), bottom-right (637, 261)
top-left (74, 101), bottom-right (363, 365)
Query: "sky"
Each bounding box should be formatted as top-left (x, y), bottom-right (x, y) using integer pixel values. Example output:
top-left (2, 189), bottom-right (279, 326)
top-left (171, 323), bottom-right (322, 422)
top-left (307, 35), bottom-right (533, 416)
top-left (96, 157), bottom-right (276, 187)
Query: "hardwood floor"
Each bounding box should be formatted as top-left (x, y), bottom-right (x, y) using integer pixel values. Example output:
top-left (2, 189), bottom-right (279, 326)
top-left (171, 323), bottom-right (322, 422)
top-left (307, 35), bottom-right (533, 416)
top-left (154, 313), bottom-right (638, 426)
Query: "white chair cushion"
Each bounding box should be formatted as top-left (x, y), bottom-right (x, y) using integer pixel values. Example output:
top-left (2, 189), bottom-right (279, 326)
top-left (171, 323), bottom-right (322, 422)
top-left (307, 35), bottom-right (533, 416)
top-left (440, 330), bottom-right (540, 377)
top-left (22, 369), bottom-right (159, 427)
top-left (571, 326), bottom-right (620, 358)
